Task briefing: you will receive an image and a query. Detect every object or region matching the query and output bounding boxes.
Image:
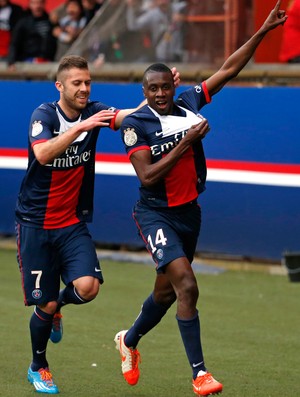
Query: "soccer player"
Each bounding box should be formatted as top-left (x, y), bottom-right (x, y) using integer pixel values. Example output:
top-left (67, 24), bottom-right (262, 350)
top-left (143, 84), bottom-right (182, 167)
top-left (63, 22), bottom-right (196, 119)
top-left (114, 1), bottom-right (287, 396)
top-left (15, 54), bottom-right (180, 394)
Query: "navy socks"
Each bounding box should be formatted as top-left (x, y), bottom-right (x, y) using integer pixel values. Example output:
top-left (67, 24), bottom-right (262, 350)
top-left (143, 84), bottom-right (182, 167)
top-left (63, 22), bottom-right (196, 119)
top-left (57, 283), bottom-right (88, 311)
top-left (176, 311), bottom-right (206, 379)
top-left (30, 306), bottom-right (53, 371)
top-left (125, 293), bottom-right (171, 348)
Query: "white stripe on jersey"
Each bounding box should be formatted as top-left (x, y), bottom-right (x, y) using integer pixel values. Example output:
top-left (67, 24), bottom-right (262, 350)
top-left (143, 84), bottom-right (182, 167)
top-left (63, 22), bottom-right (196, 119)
top-left (55, 108), bottom-right (88, 143)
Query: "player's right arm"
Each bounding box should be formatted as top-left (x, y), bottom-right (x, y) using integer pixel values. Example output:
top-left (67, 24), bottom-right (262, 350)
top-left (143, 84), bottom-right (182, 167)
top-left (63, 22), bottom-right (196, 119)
top-left (33, 109), bottom-right (115, 165)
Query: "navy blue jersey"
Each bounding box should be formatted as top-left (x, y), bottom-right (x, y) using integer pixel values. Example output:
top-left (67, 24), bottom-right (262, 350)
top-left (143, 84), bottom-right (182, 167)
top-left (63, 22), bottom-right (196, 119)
top-left (121, 82), bottom-right (211, 208)
top-left (16, 100), bottom-right (118, 229)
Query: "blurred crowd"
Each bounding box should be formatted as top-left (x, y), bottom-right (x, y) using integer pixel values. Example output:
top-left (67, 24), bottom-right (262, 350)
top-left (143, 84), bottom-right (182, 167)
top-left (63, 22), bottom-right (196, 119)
top-left (0, 0), bottom-right (106, 68)
top-left (1, 0), bottom-right (297, 70)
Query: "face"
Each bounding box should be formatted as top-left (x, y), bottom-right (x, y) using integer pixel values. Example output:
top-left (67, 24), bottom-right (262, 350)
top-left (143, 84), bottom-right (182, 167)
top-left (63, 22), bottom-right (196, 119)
top-left (66, 1), bottom-right (82, 20)
top-left (0, 0), bottom-right (9, 7)
top-left (143, 71), bottom-right (175, 115)
top-left (82, 0), bottom-right (96, 8)
top-left (155, 0), bottom-right (170, 11)
top-left (29, 0), bottom-right (45, 17)
top-left (56, 67), bottom-right (91, 117)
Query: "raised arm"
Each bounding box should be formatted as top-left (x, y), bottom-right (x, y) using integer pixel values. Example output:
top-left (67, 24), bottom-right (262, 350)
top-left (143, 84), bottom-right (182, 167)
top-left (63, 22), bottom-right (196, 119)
top-left (206, 0), bottom-right (288, 97)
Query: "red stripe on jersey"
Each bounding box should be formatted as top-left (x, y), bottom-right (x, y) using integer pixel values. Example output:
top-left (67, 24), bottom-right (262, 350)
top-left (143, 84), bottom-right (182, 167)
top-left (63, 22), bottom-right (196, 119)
top-left (15, 223), bottom-right (28, 306)
top-left (109, 110), bottom-right (120, 131)
top-left (202, 81), bottom-right (212, 103)
top-left (32, 139), bottom-right (48, 148)
top-left (43, 167), bottom-right (84, 229)
top-left (127, 146), bottom-right (150, 158)
top-left (164, 147), bottom-right (198, 206)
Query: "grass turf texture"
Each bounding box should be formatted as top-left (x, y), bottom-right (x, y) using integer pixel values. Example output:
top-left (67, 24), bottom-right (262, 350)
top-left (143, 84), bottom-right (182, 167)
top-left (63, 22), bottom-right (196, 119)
top-left (1, 247), bottom-right (300, 397)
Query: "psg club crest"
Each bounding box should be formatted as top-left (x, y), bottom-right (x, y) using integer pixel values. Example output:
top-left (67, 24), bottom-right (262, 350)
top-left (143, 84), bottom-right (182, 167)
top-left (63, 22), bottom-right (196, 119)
top-left (156, 249), bottom-right (164, 260)
top-left (32, 289), bottom-right (42, 299)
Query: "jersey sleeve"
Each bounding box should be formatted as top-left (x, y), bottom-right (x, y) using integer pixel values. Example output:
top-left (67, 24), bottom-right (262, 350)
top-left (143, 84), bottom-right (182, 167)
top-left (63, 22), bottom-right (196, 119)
top-left (92, 101), bottom-right (120, 131)
top-left (29, 104), bottom-right (57, 147)
top-left (120, 115), bottom-right (150, 158)
top-left (175, 81), bottom-right (211, 113)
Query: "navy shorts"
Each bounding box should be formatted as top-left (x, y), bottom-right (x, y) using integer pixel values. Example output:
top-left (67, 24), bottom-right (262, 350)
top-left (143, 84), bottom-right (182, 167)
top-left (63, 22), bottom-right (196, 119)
top-left (133, 200), bottom-right (201, 272)
top-left (15, 222), bottom-right (103, 306)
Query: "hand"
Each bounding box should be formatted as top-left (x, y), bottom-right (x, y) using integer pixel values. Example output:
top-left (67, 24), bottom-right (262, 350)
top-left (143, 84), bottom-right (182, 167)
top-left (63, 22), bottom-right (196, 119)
top-left (186, 118), bottom-right (210, 142)
top-left (171, 66), bottom-right (180, 88)
top-left (81, 110), bottom-right (116, 131)
top-left (262, 0), bottom-right (288, 31)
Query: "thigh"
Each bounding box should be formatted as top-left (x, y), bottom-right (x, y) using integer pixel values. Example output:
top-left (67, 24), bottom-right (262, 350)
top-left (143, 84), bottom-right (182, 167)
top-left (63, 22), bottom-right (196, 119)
top-left (176, 204), bottom-right (201, 264)
top-left (55, 223), bottom-right (104, 285)
top-left (134, 202), bottom-right (201, 271)
top-left (16, 223), bottom-right (60, 306)
top-left (133, 203), bottom-right (197, 272)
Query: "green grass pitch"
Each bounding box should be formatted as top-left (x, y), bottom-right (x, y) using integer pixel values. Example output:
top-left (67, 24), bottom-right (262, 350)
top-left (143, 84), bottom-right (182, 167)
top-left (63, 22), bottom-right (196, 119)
top-left (1, 247), bottom-right (300, 397)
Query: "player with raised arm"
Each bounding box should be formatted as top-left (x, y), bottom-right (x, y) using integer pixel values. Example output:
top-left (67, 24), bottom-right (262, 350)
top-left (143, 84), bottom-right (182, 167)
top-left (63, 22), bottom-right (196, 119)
top-left (114, 2), bottom-right (287, 396)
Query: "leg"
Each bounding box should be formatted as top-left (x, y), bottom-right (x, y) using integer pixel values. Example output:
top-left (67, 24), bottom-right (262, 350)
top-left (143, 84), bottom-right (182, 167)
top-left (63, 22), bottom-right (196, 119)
top-left (56, 223), bottom-right (103, 308)
top-left (16, 223), bottom-right (60, 393)
top-left (165, 257), bottom-right (206, 376)
top-left (57, 275), bottom-right (100, 308)
top-left (124, 273), bottom-right (176, 348)
top-left (56, 224), bottom-right (103, 310)
top-left (166, 258), bottom-right (223, 396)
top-left (50, 276), bottom-right (100, 343)
top-left (114, 273), bottom-right (175, 386)
top-left (49, 223), bottom-right (103, 343)
top-left (29, 304), bottom-right (56, 371)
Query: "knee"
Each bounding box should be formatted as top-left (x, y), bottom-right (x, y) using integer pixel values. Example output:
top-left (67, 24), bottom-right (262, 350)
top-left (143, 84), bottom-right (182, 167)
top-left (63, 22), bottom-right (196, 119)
top-left (154, 289), bottom-right (177, 307)
top-left (74, 277), bottom-right (100, 301)
top-left (39, 301), bottom-right (58, 315)
top-left (178, 277), bottom-right (199, 304)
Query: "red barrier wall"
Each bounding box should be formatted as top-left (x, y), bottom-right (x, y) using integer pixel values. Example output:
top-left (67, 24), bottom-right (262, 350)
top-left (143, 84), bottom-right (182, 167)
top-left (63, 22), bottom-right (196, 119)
top-left (254, 0), bottom-right (289, 63)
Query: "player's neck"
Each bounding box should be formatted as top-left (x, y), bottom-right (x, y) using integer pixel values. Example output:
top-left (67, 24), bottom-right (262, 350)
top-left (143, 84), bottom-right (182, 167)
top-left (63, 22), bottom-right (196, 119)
top-left (57, 100), bottom-right (81, 120)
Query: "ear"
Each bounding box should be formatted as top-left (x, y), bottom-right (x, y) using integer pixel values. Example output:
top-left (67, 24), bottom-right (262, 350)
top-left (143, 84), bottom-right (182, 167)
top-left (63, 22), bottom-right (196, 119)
top-left (55, 80), bottom-right (63, 92)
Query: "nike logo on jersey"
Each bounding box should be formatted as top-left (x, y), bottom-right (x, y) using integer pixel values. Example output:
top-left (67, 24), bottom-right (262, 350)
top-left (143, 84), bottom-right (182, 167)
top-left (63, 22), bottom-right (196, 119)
top-left (155, 131), bottom-right (164, 136)
top-left (95, 267), bottom-right (102, 272)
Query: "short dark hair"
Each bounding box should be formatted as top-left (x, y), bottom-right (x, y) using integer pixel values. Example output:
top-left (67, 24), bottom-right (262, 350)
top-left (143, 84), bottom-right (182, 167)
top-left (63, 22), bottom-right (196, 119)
top-left (143, 63), bottom-right (172, 85)
top-left (56, 55), bottom-right (89, 80)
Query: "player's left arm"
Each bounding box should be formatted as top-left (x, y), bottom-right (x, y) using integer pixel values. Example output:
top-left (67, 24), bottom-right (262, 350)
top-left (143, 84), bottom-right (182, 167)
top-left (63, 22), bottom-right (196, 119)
top-left (114, 67), bottom-right (180, 129)
top-left (205, 0), bottom-right (287, 97)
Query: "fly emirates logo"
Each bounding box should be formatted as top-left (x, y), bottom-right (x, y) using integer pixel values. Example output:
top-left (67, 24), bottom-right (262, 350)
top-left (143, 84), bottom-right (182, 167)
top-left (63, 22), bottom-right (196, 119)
top-left (151, 130), bottom-right (188, 157)
top-left (149, 106), bottom-right (203, 157)
top-left (46, 145), bottom-right (92, 168)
